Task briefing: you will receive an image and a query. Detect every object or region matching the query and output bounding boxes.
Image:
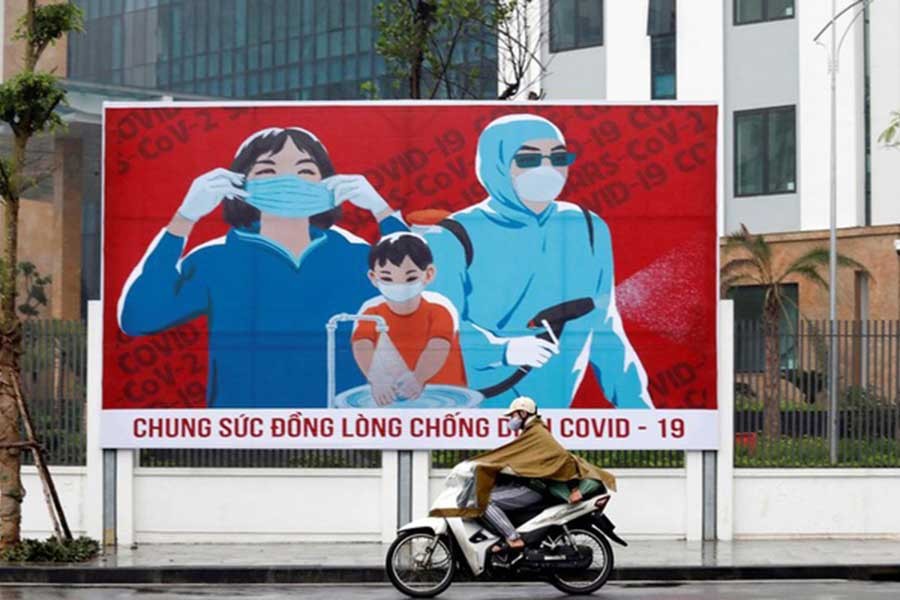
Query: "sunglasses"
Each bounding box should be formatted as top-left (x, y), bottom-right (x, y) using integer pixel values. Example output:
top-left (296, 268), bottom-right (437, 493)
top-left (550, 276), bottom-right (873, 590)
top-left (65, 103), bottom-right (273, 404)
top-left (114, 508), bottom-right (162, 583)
top-left (512, 151), bottom-right (577, 169)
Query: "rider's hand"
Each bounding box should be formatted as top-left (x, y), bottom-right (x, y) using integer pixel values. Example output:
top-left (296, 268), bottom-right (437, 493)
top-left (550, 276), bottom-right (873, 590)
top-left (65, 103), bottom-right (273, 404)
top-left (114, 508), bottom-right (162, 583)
top-left (323, 175), bottom-right (391, 218)
top-left (177, 168), bottom-right (246, 222)
top-left (371, 382), bottom-right (397, 406)
top-left (568, 489), bottom-right (583, 504)
top-left (504, 336), bottom-right (559, 368)
top-left (395, 372), bottom-right (424, 400)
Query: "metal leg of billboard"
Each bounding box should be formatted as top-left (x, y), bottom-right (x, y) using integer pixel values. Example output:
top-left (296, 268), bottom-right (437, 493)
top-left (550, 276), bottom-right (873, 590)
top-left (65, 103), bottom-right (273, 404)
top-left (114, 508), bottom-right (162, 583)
top-left (397, 450), bottom-right (413, 527)
top-left (716, 300), bottom-right (736, 541)
top-left (102, 449), bottom-right (116, 546)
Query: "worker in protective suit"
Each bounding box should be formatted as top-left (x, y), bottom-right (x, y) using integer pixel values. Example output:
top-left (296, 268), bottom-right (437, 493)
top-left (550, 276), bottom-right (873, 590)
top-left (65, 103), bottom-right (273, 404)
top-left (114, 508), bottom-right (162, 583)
top-left (423, 114), bottom-right (653, 408)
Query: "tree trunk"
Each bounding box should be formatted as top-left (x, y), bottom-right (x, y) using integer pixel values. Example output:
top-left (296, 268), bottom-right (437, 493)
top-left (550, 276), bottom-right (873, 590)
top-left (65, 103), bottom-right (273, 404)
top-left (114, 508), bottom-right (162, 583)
top-left (0, 133), bottom-right (27, 548)
top-left (409, 0), bottom-right (437, 99)
top-left (762, 310), bottom-right (781, 440)
top-left (0, 339), bottom-right (23, 548)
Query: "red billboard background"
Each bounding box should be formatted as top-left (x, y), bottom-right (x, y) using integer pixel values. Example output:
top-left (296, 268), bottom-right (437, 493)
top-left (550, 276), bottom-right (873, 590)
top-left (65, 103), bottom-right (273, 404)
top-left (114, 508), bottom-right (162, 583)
top-left (103, 103), bottom-right (717, 412)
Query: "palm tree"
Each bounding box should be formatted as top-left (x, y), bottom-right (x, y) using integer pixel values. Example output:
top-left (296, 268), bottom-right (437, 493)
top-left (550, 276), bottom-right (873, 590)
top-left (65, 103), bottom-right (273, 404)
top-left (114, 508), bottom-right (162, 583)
top-left (721, 224), bottom-right (866, 440)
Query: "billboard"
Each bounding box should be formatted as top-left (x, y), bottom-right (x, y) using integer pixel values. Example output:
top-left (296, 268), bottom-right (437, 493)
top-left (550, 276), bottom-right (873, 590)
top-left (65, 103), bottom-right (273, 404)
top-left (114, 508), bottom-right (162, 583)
top-left (102, 102), bottom-right (718, 449)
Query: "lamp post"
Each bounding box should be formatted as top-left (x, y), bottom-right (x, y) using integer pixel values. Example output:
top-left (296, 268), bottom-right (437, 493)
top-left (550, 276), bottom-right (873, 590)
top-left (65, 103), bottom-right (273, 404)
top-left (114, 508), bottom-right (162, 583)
top-left (812, 0), bottom-right (872, 464)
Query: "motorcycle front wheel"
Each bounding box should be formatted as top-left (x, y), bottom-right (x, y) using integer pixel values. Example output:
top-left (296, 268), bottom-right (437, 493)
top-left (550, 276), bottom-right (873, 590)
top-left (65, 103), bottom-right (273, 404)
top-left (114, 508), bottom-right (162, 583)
top-left (386, 532), bottom-right (455, 598)
top-left (548, 527), bottom-right (614, 595)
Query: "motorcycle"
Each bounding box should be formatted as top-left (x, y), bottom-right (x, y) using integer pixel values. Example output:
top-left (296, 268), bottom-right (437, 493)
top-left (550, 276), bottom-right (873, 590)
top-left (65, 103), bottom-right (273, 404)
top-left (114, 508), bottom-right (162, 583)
top-left (385, 461), bottom-right (627, 597)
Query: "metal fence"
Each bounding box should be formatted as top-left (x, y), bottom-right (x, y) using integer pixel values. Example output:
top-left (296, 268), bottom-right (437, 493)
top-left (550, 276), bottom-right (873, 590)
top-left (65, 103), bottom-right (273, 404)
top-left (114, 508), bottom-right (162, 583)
top-left (734, 319), bottom-right (900, 467)
top-left (21, 319), bottom-right (900, 469)
top-left (21, 319), bottom-right (87, 466)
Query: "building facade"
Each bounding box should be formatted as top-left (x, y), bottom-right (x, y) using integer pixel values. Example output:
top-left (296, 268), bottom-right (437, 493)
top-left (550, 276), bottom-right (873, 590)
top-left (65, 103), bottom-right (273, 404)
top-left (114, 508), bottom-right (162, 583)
top-left (531, 0), bottom-right (899, 321)
top-left (0, 0), bottom-right (897, 321)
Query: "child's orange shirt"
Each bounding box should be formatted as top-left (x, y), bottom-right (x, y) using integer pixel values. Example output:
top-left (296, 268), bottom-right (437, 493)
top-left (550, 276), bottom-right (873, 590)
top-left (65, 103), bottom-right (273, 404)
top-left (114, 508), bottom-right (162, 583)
top-left (352, 295), bottom-right (467, 387)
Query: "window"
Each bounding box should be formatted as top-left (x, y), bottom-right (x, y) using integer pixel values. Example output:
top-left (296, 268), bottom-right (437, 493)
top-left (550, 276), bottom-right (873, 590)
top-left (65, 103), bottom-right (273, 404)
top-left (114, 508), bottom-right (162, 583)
top-left (730, 284), bottom-right (798, 372)
top-left (648, 0), bottom-right (676, 99)
top-left (550, 0), bottom-right (603, 53)
top-left (734, 106), bottom-right (796, 196)
top-left (734, 0), bottom-right (794, 26)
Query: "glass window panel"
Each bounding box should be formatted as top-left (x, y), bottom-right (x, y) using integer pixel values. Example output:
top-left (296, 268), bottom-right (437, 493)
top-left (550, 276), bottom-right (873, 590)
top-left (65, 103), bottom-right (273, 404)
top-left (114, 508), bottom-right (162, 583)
top-left (275, 39), bottom-right (288, 65)
top-left (248, 7), bottom-right (260, 44)
top-left (183, 57), bottom-right (194, 80)
top-left (550, 0), bottom-right (577, 52)
top-left (327, 0), bottom-right (341, 30)
top-left (578, 0), bottom-right (603, 46)
top-left (345, 27), bottom-right (358, 54)
top-left (651, 34), bottom-right (676, 99)
top-left (171, 58), bottom-right (181, 82)
top-left (196, 54), bottom-right (207, 78)
top-left (262, 70), bottom-right (273, 93)
top-left (302, 0), bottom-right (315, 34)
top-left (315, 0), bottom-right (329, 32)
top-left (222, 51), bottom-right (233, 75)
top-left (328, 57), bottom-right (341, 83)
top-left (302, 36), bottom-right (314, 60)
top-left (345, 0), bottom-right (358, 27)
top-left (329, 30), bottom-right (342, 57)
top-left (302, 63), bottom-right (314, 86)
top-left (248, 45), bottom-right (260, 69)
top-left (195, 1), bottom-right (207, 53)
top-left (235, 0), bottom-right (247, 46)
top-left (261, 0), bottom-right (273, 39)
top-left (735, 112), bottom-right (764, 196)
top-left (315, 59), bottom-right (327, 84)
top-left (209, 52), bottom-right (220, 76)
top-left (274, 0), bottom-right (288, 39)
top-left (261, 42), bottom-right (273, 67)
top-left (359, 26), bottom-right (371, 49)
top-left (223, 76), bottom-right (234, 96)
top-left (247, 72), bottom-right (260, 95)
top-left (289, 65), bottom-right (301, 88)
top-left (647, 0), bottom-right (675, 35)
top-left (235, 49), bottom-right (246, 72)
top-left (767, 0), bottom-right (794, 19)
top-left (767, 107), bottom-right (796, 193)
top-left (289, 37), bottom-right (301, 62)
top-left (235, 76), bottom-right (246, 97)
top-left (736, 0), bottom-right (764, 24)
top-left (209, 78), bottom-right (222, 96)
top-left (316, 32), bottom-right (328, 58)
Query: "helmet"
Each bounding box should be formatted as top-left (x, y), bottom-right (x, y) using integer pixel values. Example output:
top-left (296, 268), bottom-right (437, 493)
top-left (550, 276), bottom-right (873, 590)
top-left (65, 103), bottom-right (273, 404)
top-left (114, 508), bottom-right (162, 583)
top-left (504, 396), bottom-right (537, 416)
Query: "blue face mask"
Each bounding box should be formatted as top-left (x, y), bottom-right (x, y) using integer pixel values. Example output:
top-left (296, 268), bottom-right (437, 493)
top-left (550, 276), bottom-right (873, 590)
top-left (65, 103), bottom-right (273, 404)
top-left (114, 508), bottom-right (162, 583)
top-left (244, 175), bottom-right (334, 218)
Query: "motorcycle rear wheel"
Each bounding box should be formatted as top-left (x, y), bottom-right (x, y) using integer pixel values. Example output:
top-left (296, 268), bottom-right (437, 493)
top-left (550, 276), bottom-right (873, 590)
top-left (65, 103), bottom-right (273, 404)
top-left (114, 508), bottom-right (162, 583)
top-left (548, 528), bottom-right (614, 595)
top-left (386, 532), bottom-right (455, 598)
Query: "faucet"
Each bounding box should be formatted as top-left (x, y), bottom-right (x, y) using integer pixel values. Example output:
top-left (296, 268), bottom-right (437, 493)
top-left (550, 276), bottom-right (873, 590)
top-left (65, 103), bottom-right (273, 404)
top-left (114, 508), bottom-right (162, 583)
top-left (326, 313), bottom-right (388, 408)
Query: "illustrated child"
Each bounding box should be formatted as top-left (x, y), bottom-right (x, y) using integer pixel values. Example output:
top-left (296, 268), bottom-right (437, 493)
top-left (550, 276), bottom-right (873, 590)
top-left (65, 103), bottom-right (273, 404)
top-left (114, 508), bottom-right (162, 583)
top-left (352, 233), bottom-right (467, 406)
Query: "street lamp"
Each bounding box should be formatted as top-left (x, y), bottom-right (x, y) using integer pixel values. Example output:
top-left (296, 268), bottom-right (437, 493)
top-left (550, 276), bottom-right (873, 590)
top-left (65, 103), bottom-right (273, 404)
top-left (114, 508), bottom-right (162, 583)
top-left (812, 0), bottom-right (873, 465)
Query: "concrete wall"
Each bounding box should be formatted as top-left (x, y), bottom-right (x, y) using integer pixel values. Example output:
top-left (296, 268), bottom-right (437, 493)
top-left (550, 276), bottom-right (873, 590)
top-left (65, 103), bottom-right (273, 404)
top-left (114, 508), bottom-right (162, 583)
top-left (720, 223), bottom-right (900, 321)
top-left (21, 467), bottom-right (87, 538)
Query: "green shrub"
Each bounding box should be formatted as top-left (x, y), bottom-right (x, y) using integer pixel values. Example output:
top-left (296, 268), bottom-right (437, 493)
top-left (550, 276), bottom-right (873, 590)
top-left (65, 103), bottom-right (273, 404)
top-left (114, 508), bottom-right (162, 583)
top-left (736, 436), bottom-right (900, 468)
top-left (1, 536), bottom-right (100, 563)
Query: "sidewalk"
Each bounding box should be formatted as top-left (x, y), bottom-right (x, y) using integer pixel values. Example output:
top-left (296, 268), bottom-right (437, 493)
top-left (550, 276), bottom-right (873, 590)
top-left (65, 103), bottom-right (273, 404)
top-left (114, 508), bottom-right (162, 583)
top-left (2, 540), bottom-right (899, 584)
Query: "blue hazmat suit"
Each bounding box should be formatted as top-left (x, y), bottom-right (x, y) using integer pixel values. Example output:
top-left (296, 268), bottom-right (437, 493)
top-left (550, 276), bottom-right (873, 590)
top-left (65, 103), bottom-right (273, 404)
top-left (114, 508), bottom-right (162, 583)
top-left (422, 115), bottom-right (652, 409)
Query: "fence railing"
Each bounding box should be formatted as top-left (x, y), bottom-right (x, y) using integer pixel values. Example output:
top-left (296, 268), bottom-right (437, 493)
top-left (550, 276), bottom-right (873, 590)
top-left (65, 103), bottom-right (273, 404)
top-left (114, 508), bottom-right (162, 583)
top-left (21, 320), bottom-right (87, 466)
top-left (734, 319), bottom-right (900, 467)
top-left (21, 319), bottom-right (900, 469)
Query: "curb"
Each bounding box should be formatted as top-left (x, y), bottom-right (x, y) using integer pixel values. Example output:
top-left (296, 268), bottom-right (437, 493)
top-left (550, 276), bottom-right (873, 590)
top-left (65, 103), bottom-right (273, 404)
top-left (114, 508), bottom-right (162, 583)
top-left (0, 564), bottom-right (898, 585)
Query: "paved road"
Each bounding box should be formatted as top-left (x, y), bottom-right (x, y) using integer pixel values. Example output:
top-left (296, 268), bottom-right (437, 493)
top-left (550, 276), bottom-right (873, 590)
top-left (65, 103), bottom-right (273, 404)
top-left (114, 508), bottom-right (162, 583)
top-left (1, 581), bottom-right (899, 599)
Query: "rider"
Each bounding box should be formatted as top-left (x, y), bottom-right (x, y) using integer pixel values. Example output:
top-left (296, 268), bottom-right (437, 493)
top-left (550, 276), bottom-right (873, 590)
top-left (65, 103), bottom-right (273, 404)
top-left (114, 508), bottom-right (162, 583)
top-left (431, 396), bottom-right (617, 553)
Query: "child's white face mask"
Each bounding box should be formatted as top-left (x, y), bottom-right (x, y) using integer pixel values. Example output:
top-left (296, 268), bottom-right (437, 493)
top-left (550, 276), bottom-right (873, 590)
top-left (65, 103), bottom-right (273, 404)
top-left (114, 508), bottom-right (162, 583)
top-left (377, 280), bottom-right (425, 302)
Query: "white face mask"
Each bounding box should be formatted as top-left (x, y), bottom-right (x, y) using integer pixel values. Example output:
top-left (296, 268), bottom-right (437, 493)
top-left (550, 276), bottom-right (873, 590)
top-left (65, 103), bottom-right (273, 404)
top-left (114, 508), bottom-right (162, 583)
top-left (513, 166), bottom-right (566, 204)
top-left (377, 280), bottom-right (426, 303)
top-left (508, 416), bottom-right (524, 431)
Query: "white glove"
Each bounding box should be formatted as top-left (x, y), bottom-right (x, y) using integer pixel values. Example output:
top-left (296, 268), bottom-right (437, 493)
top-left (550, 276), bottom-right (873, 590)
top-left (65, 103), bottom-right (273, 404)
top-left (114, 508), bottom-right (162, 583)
top-left (177, 168), bottom-right (247, 222)
top-left (322, 174), bottom-right (390, 216)
top-left (504, 336), bottom-right (559, 368)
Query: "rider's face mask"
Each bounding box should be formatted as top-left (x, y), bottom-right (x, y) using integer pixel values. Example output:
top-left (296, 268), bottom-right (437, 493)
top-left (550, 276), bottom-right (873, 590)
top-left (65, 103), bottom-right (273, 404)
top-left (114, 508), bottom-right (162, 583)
top-left (508, 414), bottom-right (525, 432)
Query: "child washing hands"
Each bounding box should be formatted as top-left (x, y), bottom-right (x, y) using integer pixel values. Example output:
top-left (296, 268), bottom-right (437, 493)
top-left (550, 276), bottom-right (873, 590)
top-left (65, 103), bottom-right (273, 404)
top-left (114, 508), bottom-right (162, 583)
top-left (352, 233), bottom-right (467, 406)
